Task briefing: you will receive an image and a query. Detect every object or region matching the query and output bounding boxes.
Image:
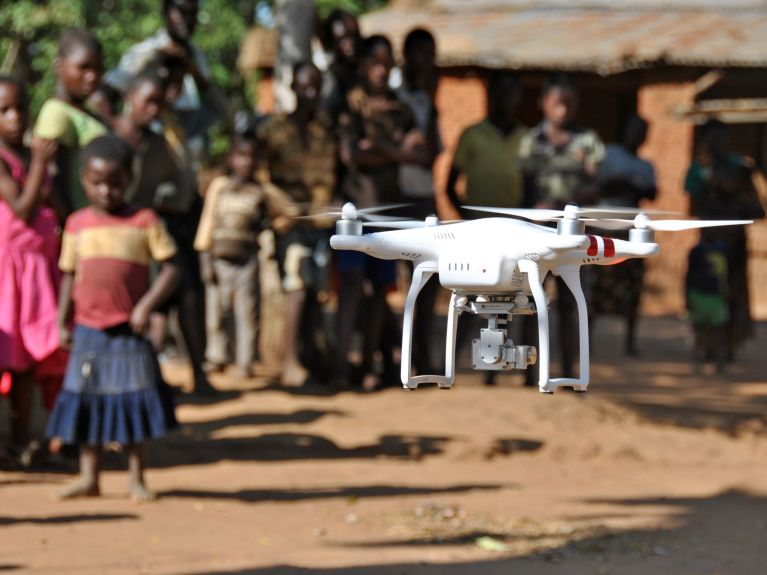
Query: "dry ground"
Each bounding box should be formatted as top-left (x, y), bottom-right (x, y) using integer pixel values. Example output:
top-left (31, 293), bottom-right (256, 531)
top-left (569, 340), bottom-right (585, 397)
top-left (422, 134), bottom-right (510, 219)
top-left (1, 315), bottom-right (766, 574)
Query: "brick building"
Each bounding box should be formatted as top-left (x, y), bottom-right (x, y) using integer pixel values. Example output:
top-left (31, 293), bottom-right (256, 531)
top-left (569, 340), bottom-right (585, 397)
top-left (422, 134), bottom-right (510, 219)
top-left (240, 0), bottom-right (767, 317)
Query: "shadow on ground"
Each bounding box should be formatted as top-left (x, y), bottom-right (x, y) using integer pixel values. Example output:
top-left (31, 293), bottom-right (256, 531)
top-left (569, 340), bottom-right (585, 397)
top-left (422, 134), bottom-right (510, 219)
top-left (0, 513), bottom-right (137, 526)
top-left (150, 433), bottom-right (455, 468)
top-left (160, 483), bottom-right (508, 504)
top-left (186, 489), bottom-right (767, 575)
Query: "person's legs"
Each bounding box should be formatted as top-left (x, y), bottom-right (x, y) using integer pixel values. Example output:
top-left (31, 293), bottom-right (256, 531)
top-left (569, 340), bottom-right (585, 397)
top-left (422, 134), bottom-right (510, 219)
top-left (9, 372), bottom-right (34, 449)
top-left (281, 290), bottom-right (309, 386)
top-left (279, 242), bottom-right (312, 386)
top-left (177, 287), bottom-right (213, 393)
top-left (361, 287), bottom-right (388, 391)
top-left (127, 443), bottom-right (155, 502)
top-left (55, 445), bottom-right (101, 500)
top-left (203, 281), bottom-right (227, 370)
top-left (334, 266), bottom-right (365, 387)
top-left (232, 257), bottom-right (259, 377)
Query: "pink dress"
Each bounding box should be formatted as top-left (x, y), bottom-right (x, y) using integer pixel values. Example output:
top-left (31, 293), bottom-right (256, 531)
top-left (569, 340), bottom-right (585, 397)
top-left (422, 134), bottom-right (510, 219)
top-left (0, 146), bottom-right (66, 397)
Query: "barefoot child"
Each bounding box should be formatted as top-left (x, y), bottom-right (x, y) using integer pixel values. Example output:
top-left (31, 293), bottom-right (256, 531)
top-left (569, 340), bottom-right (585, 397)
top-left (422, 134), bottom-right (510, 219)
top-left (0, 76), bottom-right (63, 463)
top-left (33, 28), bottom-right (108, 217)
top-left (46, 135), bottom-right (179, 501)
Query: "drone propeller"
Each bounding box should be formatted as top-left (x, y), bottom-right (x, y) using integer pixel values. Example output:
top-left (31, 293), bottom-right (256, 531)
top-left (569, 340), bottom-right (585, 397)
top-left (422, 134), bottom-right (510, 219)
top-left (298, 202), bottom-right (409, 222)
top-left (363, 220), bottom-right (431, 229)
top-left (465, 205), bottom-right (677, 221)
top-left (590, 214), bottom-right (754, 232)
top-left (362, 216), bottom-right (462, 230)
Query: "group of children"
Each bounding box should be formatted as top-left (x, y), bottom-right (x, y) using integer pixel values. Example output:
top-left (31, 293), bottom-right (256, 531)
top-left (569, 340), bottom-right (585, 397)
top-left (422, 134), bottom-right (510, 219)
top-left (0, 4), bottom-right (443, 499)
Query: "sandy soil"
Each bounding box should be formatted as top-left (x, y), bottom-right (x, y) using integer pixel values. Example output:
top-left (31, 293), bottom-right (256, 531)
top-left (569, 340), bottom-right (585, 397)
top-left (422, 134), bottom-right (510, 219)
top-left (1, 315), bottom-right (766, 575)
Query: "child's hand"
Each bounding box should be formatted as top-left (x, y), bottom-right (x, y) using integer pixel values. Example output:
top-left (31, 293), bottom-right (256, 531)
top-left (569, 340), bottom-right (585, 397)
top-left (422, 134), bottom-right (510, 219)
top-left (130, 303), bottom-right (152, 335)
top-left (402, 129), bottom-right (426, 152)
top-left (30, 137), bottom-right (58, 165)
top-left (58, 325), bottom-right (72, 350)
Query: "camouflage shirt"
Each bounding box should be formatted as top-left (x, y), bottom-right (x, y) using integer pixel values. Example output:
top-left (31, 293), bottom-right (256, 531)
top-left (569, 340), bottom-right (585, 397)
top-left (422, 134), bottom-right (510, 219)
top-left (257, 112), bottom-right (337, 205)
top-left (518, 123), bottom-right (605, 206)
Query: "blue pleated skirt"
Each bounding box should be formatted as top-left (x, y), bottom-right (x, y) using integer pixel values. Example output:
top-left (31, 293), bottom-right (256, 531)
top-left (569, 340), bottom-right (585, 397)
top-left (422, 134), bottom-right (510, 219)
top-left (46, 324), bottom-right (177, 446)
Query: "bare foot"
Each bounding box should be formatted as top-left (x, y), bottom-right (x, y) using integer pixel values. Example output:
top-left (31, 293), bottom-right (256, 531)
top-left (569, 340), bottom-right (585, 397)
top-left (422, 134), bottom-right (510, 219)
top-left (53, 478), bottom-right (100, 501)
top-left (280, 361), bottom-right (308, 388)
top-left (130, 482), bottom-right (157, 503)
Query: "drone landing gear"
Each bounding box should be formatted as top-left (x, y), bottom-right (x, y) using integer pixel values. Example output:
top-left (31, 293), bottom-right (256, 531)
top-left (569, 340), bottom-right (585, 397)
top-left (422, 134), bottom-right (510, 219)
top-left (400, 264), bottom-right (458, 390)
top-left (521, 261), bottom-right (590, 393)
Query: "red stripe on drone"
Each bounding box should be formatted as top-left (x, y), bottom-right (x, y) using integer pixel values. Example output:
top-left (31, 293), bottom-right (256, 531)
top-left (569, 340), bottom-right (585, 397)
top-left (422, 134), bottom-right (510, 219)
top-left (603, 237), bottom-right (616, 257)
top-left (587, 235), bottom-right (598, 256)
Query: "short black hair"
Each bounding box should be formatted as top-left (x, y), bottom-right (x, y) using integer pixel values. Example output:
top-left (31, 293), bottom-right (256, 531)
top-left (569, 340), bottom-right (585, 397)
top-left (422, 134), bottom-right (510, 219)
top-left (322, 8), bottom-right (358, 47)
top-left (360, 35), bottom-right (393, 62)
top-left (81, 134), bottom-right (134, 174)
top-left (58, 28), bottom-right (103, 59)
top-left (163, 0), bottom-right (198, 14)
top-left (292, 60), bottom-right (321, 80)
top-left (0, 75), bottom-right (28, 105)
top-left (541, 73), bottom-right (577, 98)
top-left (487, 69), bottom-right (519, 97)
top-left (403, 28), bottom-right (435, 58)
top-left (128, 66), bottom-right (168, 94)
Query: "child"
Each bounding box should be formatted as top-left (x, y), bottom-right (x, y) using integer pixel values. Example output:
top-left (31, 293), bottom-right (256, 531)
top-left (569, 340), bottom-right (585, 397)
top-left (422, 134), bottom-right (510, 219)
top-left (0, 76), bottom-right (63, 463)
top-left (194, 130), bottom-right (296, 378)
top-left (113, 68), bottom-right (179, 209)
top-left (336, 35), bottom-right (424, 391)
top-left (46, 135), bottom-right (179, 501)
top-left (686, 230), bottom-right (730, 371)
top-left (33, 28), bottom-right (108, 217)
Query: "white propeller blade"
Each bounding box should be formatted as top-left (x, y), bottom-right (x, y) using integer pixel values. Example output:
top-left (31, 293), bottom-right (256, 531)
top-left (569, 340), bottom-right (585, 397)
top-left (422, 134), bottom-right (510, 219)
top-left (464, 206), bottom-right (562, 220)
top-left (363, 220), bottom-right (428, 229)
top-left (464, 205), bottom-right (677, 221)
top-left (298, 203), bottom-right (410, 221)
top-left (589, 218), bottom-right (753, 231)
top-left (649, 219), bottom-right (753, 231)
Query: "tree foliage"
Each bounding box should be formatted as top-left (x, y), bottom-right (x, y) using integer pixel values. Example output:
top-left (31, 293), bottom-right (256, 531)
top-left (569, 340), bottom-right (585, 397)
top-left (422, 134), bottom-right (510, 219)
top-left (1, 0), bottom-right (386, 116)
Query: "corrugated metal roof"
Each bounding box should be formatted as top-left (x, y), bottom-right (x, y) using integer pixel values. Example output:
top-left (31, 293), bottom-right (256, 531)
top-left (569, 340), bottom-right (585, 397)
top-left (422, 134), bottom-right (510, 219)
top-left (361, 4), bottom-right (767, 74)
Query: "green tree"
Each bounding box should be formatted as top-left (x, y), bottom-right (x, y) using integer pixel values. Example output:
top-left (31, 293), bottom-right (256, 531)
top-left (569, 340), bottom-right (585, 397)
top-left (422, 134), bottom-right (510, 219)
top-left (0, 0), bottom-right (385, 156)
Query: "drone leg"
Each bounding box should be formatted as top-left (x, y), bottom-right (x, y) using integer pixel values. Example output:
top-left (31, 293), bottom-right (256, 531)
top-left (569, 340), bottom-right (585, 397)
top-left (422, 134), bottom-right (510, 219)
top-left (441, 292), bottom-right (459, 388)
top-left (400, 264), bottom-right (435, 389)
top-left (556, 265), bottom-right (589, 391)
top-left (519, 261), bottom-right (551, 393)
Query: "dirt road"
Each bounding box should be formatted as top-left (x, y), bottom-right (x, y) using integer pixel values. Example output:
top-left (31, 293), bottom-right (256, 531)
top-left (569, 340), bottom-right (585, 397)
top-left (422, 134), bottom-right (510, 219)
top-left (1, 316), bottom-right (765, 574)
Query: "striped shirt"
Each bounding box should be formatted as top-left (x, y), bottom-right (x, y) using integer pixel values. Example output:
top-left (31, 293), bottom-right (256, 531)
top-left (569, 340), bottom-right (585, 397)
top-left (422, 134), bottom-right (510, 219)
top-left (59, 206), bottom-right (177, 330)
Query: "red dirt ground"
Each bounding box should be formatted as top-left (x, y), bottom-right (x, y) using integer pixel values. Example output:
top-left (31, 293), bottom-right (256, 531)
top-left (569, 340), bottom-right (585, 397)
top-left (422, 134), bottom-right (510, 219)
top-left (1, 315), bottom-right (766, 574)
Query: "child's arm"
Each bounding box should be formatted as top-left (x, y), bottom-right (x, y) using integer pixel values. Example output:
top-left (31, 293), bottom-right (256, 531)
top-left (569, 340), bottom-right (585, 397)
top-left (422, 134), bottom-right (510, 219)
top-left (57, 272), bottom-right (75, 349)
top-left (130, 258), bottom-right (181, 335)
top-left (0, 138), bottom-right (58, 224)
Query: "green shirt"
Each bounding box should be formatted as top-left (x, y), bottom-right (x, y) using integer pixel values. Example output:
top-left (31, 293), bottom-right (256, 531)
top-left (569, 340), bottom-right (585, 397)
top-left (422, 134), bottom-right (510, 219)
top-left (452, 119), bottom-right (526, 208)
top-left (33, 98), bottom-right (108, 210)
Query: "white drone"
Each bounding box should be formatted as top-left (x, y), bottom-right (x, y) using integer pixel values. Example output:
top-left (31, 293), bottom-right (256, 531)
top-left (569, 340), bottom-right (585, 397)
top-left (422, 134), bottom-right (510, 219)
top-left (325, 203), bottom-right (751, 393)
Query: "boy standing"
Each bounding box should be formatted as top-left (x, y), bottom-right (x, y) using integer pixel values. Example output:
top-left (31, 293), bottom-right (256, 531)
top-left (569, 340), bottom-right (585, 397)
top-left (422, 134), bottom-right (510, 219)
top-left (258, 62), bottom-right (337, 387)
top-left (194, 133), bottom-right (295, 378)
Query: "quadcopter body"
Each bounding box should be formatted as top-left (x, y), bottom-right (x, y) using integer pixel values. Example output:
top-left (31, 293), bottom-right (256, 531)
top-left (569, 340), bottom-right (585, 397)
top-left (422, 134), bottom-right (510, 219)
top-left (327, 204), bottom-right (750, 394)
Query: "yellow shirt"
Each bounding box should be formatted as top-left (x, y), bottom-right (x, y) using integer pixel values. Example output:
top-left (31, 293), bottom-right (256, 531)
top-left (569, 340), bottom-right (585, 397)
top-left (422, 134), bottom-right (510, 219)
top-left (33, 98), bottom-right (107, 210)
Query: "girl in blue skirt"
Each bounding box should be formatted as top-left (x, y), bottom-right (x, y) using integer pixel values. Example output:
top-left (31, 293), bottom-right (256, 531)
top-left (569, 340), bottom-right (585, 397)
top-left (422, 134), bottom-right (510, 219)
top-left (47, 135), bottom-right (180, 501)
